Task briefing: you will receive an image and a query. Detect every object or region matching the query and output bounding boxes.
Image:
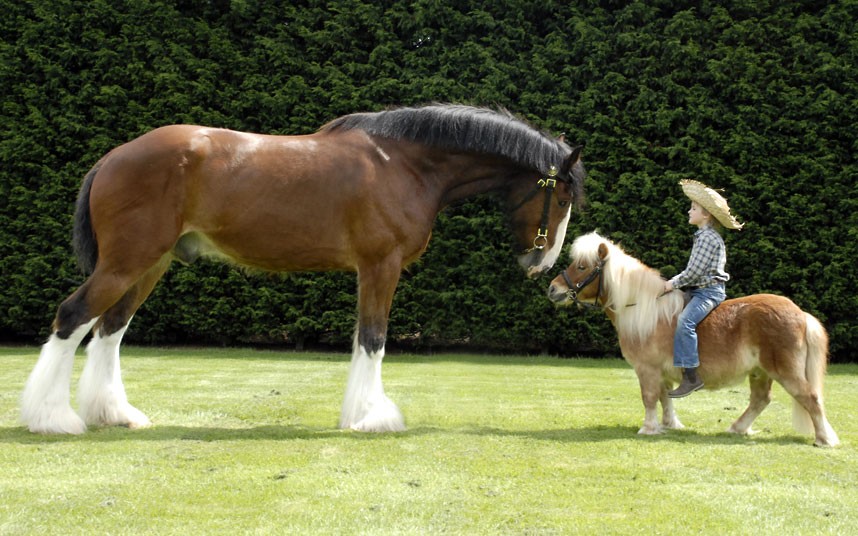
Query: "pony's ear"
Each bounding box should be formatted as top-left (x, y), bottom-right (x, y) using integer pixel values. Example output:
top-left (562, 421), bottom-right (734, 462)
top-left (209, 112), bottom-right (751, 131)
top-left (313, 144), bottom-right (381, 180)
top-left (562, 145), bottom-right (583, 174)
top-left (558, 133), bottom-right (566, 143)
top-left (597, 242), bottom-right (609, 260)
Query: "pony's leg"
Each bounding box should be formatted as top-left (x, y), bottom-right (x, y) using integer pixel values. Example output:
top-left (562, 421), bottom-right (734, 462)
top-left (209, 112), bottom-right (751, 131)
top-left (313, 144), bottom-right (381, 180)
top-left (78, 260), bottom-right (169, 429)
top-left (635, 365), bottom-right (664, 435)
top-left (728, 370), bottom-right (772, 436)
top-left (785, 318), bottom-right (840, 447)
top-left (778, 378), bottom-right (839, 447)
top-left (339, 259), bottom-right (405, 432)
top-left (20, 319), bottom-right (97, 434)
top-left (659, 380), bottom-right (684, 430)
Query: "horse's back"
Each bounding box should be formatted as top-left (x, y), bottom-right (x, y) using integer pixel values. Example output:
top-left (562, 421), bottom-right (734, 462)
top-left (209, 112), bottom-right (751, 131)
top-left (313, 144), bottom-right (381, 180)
top-left (85, 124), bottom-right (433, 273)
top-left (702, 293), bottom-right (809, 341)
top-left (697, 293), bottom-right (817, 383)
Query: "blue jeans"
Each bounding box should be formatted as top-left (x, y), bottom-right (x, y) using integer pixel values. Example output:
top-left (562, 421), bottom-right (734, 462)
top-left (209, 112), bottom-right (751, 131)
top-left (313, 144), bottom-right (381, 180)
top-left (673, 284), bottom-right (726, 368)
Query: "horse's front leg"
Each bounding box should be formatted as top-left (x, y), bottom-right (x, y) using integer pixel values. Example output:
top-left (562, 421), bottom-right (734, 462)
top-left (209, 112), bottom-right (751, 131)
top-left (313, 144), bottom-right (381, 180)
top-left (634, 364), bottom-right (664, 435)
top-left (339, 258), bottom-right (405, 432)
top-left (659, 378), bottom-right (685, 430)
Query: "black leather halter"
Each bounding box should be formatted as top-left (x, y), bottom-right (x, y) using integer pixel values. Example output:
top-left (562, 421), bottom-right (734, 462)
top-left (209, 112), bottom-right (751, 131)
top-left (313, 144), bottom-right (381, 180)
top-left (561, 259), bottom-right (605, 309)
top-left (510, 166), bottom-right (561, 251)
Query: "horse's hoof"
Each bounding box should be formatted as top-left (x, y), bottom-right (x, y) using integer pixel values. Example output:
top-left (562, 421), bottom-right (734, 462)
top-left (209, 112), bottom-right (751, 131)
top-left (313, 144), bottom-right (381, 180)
top-left (727, 424), bottom-right (756, 436)
top-left (663, 420), bottom-right (685, 430)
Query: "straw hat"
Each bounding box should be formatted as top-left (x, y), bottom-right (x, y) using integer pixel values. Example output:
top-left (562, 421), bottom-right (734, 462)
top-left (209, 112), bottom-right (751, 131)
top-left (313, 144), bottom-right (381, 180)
top-left (679, 179), bottom-right (744, 230)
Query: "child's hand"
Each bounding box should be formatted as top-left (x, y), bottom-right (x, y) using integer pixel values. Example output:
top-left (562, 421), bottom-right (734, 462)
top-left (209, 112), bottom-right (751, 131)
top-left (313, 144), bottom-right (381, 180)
top-left (663, 281), bottom-right (673, 293)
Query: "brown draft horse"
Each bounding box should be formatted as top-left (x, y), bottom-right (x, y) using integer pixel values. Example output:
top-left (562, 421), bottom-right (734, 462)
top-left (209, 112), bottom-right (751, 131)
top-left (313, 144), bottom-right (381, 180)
top-left (21, 105), bottom-right (586, 435)
top-left (547, 232), bottom-right (839, 447)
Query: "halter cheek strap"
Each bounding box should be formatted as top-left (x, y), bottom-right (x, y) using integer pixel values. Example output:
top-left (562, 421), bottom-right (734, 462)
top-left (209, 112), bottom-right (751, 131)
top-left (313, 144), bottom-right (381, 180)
top-left (511, 165), bottom-right (560, 251)
top-left (562, 259), bottom-right (605, 309)
top-left (533, 173), bottom-right (558, 250)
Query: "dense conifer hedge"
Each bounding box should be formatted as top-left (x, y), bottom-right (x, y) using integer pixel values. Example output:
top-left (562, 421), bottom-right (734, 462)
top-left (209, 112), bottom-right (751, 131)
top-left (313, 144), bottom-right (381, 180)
top-left (2, 1), bottom-right (855, 360)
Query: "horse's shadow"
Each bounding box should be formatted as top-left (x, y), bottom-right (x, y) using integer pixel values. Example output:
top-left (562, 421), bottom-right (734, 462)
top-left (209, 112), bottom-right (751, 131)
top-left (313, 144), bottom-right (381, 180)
top-left (465, 425), bottom-right (811, 446)
top-left (0, 423), bottom-right (810, 447)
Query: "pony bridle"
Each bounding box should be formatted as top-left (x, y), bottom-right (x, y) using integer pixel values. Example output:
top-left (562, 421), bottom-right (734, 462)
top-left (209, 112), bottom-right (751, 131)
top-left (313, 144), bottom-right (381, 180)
top-left (512, 165), bottom-right (562, 251)
top-left (561, 259), bottom-right (605, 309)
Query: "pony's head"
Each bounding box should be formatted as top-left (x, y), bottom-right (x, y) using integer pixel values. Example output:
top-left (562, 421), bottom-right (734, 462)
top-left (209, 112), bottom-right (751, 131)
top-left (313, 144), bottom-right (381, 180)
top-left (547, 232), bottom-right (612, 307)
top-left (548, 232), bottom-right (684, 341)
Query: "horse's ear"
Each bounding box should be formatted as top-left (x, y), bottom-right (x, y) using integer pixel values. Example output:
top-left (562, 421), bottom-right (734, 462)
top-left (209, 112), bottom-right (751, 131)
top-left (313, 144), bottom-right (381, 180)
top-left (562, 145), bottom-right (583, 174)
top-left (597, 242), bottom-right (609, 260)
top-left (558, 133), bottom-right (566, 143)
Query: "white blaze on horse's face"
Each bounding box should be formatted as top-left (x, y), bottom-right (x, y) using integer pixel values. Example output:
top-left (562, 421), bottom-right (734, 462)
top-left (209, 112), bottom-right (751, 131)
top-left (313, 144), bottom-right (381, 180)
top-left (519, 205), bottom-right (571, 278)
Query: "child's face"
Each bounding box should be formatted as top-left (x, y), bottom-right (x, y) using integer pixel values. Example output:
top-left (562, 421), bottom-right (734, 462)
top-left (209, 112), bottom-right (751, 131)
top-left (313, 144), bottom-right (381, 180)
top-left (688, 201), bottom-right (710, 228)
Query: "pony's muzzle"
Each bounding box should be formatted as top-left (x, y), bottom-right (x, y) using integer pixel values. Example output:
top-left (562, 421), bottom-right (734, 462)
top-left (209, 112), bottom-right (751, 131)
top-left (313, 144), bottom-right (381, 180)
top-left (546, 283), bottom-right (571, 304)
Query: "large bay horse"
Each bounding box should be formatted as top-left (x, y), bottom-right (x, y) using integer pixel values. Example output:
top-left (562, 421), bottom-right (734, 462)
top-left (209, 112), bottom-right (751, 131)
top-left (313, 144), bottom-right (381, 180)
top-left (21, 105), bottom-right (585, 435)
top-left (547, 232), bottom-right (839, 447)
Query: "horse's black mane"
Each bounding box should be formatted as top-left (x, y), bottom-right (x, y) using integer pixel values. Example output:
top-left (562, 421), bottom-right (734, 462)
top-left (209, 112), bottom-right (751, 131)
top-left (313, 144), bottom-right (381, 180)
top-left (320, 104), bottom-right (573, 177)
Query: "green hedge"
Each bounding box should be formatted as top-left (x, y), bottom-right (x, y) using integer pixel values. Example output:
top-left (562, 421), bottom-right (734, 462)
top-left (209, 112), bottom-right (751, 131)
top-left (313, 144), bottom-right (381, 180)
top-left (1, 0), bottom-right (855, 361)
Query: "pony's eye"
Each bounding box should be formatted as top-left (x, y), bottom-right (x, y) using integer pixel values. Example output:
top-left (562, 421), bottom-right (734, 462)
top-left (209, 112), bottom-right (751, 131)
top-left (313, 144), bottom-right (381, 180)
top-left (578, 265), bottom-right (586, 271)
top-left (558, 200), bottom-right (568, 208)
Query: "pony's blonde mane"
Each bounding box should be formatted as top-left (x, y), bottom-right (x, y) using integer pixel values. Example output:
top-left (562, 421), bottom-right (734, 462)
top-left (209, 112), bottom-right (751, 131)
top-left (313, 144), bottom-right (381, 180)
top-left (570, 232), bottom-right (684, 341)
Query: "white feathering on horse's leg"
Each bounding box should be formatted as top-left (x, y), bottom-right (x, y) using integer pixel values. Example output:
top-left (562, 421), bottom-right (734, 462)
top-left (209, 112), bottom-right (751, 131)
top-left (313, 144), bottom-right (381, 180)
top-left (339, 337), bottom-right (405, 432)
top-left (20, 320), bottom-right (97, 434)
top-left (78, 323), bottom-right (151, 429)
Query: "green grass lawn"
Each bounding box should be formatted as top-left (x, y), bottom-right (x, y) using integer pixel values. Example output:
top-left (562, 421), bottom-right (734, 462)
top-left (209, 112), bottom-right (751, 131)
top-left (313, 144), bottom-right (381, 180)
top-left (1, 346), bottom-right (856, 535)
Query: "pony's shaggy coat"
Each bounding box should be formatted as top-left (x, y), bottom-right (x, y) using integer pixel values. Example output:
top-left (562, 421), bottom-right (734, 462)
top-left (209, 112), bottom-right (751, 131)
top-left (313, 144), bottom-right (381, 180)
top-left (550, 232), bottom-right (839, 447)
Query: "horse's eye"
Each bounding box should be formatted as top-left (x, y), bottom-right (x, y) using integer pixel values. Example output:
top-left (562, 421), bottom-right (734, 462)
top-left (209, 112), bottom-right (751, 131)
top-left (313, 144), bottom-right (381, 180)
top-left (578, 265), bottom-right (586, 271)
top-left (558, 200), bottom-right (568, 208)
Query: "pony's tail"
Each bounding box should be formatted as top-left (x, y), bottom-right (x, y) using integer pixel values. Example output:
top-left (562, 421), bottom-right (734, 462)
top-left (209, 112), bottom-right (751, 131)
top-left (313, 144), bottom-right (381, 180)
top-left (72, 160), bottom-right (103, 275)
top-left (792, 313), bottom-right (829, 434)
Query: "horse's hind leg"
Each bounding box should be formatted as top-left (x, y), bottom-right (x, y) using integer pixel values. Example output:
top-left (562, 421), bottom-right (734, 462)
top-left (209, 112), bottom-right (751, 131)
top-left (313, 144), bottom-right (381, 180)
top-left (728, 369), bottom-right (772, 435)
top-left (78, 258), bottom-right (170, 429)
top-left (20, 318), bottom-right (97, 434)
top-left (20, 270), bottom-right (134, 434)
top-left (778, 376), bottom-right (839, 447)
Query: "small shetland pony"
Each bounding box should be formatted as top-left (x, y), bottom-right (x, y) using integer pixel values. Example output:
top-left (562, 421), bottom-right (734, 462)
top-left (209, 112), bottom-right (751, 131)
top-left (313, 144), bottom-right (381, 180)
top-left (547, 232), bottom-right (839, 447)
top-left (21, 104), bottom-right (586, 435)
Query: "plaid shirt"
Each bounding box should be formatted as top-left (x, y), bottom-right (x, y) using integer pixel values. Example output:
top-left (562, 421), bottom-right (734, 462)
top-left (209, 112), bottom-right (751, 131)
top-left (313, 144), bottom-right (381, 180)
top-left (669, 226), bottom-right (729, 289)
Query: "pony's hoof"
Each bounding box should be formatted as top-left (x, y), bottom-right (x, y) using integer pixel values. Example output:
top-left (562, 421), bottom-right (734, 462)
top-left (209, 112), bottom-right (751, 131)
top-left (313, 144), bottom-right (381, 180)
top-left (814, 437), bottom-right (840, 448)
top-left (637, 425), bottom-right (664, 435)
top-left (663, 420), bottom-right (685, 430)
top-left (727, 424), bottom-right (756, 436)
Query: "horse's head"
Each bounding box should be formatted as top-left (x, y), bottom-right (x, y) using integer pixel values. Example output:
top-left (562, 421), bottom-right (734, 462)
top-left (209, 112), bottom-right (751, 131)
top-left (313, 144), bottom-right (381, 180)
top-left (509, 145), bottom-right (585, 278)
top-left (547, 232), bottom-right (609, 307)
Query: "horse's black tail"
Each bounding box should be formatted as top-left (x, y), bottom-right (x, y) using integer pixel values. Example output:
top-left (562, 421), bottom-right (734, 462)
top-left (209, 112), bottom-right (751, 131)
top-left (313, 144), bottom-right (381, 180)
top-left (72, 160), bottom-right (102, 275)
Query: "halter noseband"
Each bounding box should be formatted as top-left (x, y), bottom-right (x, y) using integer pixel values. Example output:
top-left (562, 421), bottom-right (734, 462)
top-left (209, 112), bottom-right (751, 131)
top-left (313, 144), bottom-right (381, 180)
top-left (511, 165), bottom-right (561, 251)
top-left (561, 259), bottom-right (605, 309)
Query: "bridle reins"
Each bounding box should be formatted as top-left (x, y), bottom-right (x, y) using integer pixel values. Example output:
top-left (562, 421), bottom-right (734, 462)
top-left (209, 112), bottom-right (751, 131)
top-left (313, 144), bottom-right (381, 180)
top-left (561, 259), bottom-right (606, 310)
top-left (510, 165), bottom-right (563, 252)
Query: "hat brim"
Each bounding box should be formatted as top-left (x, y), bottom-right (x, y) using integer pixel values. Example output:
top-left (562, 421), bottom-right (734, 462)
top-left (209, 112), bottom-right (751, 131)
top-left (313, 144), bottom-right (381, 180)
top-left (680, 179), bottom-right (744, 230)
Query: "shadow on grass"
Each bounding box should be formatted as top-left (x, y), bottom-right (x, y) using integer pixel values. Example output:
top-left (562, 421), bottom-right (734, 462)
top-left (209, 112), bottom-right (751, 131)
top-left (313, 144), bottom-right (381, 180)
top-left (467, 425), bottom-right (811, 447)
top-left (0, 422), bottom-right (810, 447)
